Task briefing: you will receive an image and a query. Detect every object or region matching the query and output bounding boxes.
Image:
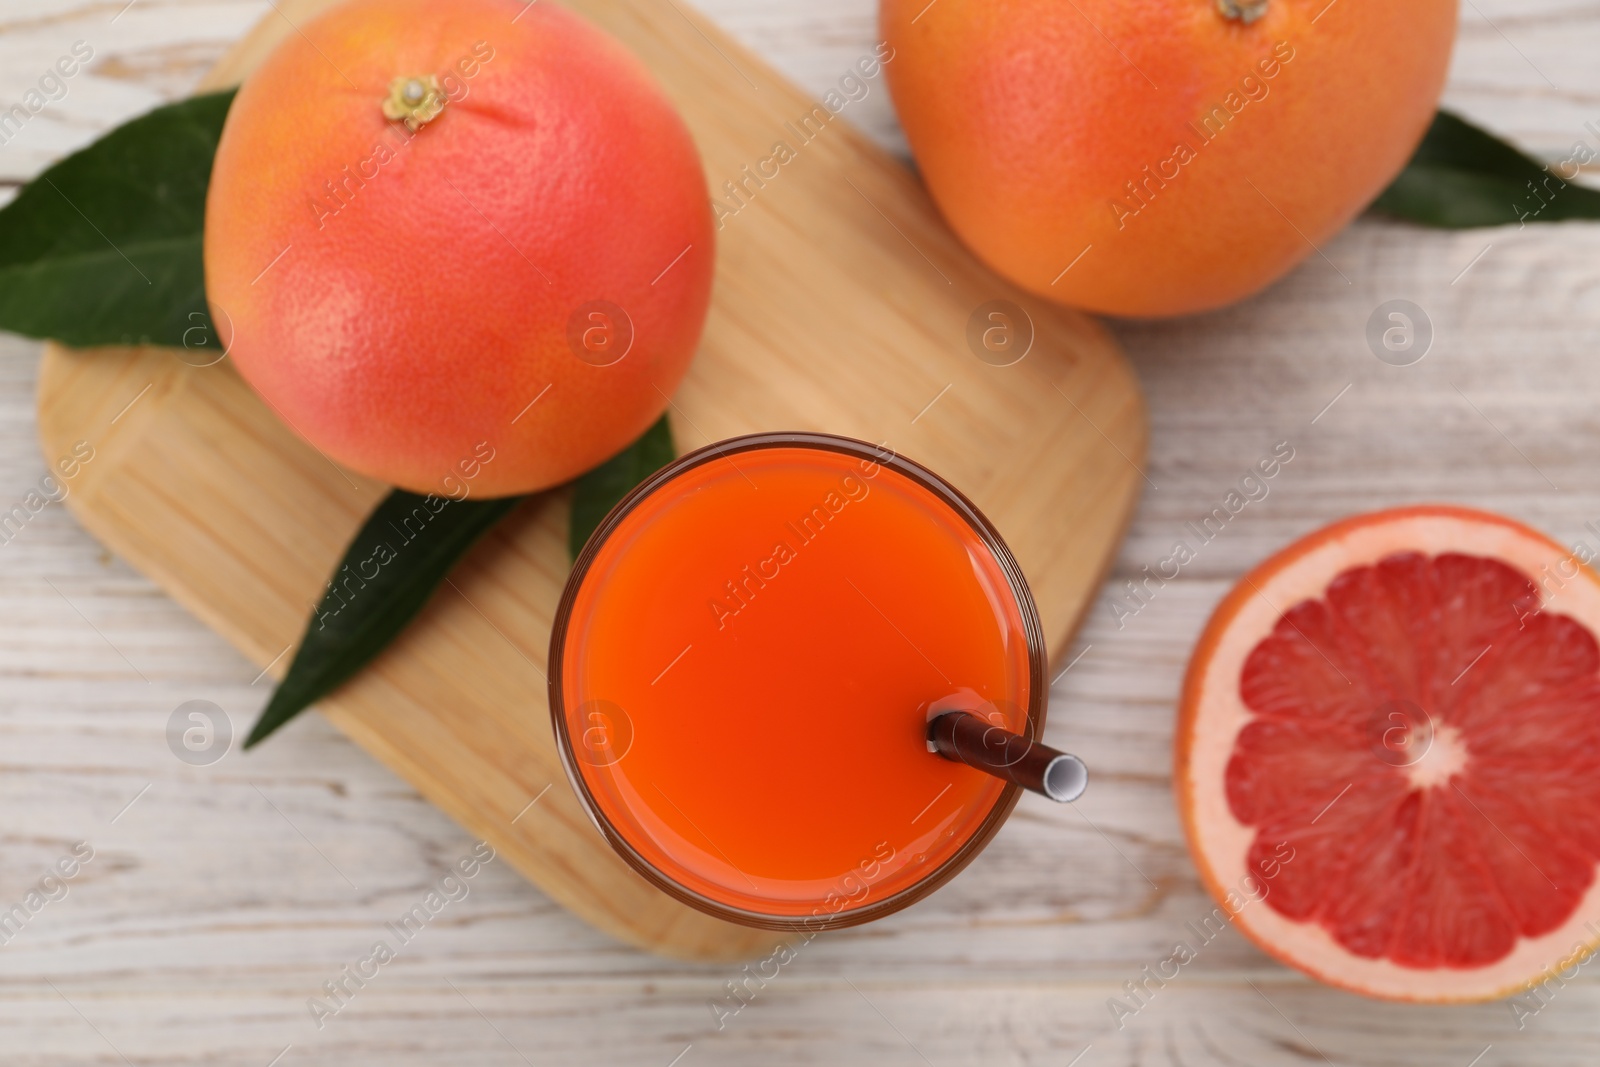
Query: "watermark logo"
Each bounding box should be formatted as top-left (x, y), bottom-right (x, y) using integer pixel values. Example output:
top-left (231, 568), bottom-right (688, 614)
top-left (1107, 441), bottom-right (1294, 629)
top-left (932, 696), bottom-right (1034, 767)
top-left (1370, 699), bottom-right (1433, 767)
top-left (0, 40), bottom-right (95, 148)
top-left (574, 699), bottom-right (633, 767)
top-left (0, 439), bottom-right (94, 548)
top-left (567, 300), bottom-right (634, 366)
top-left (1110, 40), bottom-right (1295, 230)
top-left (708, 840), bottom-right (897, 1031)
top-left (1366, 299), bottom-right (1432, 366)
top-left (711, 43), bottom-right (896, 229)
top-left (0, 842), bottom-right (95, 946)
top-left (175, 305), bottom-right (231, 368)
top-left (308, 41), bottom-right (495, 231)
top-left (166, 700), bottom-right (232, 766)
top-left (966, 300), bottom-right (1033, 366)
top-left (1107, 841), bottom-right (1294, 1029)
top-left (308, 841), bottom-right (496, 1030)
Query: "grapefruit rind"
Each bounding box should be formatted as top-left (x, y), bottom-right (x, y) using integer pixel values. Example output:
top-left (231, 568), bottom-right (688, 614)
top-left (1177, 505), bottom-right (1600, 1002)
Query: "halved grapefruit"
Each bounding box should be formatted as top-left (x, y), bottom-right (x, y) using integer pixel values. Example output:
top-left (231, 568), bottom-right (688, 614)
top-left (1177, 505), bottom-right (1600, 1001)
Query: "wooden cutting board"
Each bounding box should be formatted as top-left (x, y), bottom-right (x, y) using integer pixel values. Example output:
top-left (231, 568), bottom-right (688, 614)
top-left (34, 0), bottom-right (1145, 960)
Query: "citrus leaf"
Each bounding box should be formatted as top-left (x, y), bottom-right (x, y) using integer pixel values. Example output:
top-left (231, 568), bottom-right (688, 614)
top-left (0, 89), bottom-right (234, 348)
top-left (569, 415), bottom-right (676, 559)
top-left (1371, 110), bottom-right (1600, 228)
top-left (245, 489), bottom-right (526, 748)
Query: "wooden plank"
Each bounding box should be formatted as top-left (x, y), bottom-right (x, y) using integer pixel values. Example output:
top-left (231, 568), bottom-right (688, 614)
top-left (31, 0), bottom-right (1144, 960)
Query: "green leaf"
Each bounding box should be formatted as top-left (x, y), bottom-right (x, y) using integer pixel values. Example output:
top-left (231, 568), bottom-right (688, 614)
top-left (1371, 110), bottom-right (1600, 228)
top-left (0, 89), bottom-right (235, 348)
top-left (569, 415), bottom-right (676, 559)
top-left (245, 489), bottom-right (525, 748)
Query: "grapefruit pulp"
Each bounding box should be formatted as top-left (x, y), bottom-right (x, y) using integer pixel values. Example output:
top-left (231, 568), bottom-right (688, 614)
top-left (1178, 506), bottom-right (1600, 1001)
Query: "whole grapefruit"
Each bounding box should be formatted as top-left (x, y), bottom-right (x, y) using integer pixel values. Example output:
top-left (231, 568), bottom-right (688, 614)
top-left (1178, 506), bottom-right (1600, 1001)
top-left (205, 0), bottom-right (713, 497)
top-left (880, 0), bottom-right (1457, 316)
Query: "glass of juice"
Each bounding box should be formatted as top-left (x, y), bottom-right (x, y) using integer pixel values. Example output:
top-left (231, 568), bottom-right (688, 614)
top-left (549, 432), bottom-right (1078, 930)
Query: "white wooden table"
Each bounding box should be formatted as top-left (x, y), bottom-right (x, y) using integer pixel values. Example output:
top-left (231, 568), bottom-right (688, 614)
top-left (4, 1), bottom-right (1600, 1063)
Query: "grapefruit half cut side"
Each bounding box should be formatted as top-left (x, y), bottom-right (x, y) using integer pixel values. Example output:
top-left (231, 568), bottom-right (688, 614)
top-left (1177, 505), bottom-right (1600, 1002)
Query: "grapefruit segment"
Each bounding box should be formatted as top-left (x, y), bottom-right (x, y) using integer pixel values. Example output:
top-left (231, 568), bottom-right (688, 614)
top-left (1179, 506), bottom-right (1600, 1001)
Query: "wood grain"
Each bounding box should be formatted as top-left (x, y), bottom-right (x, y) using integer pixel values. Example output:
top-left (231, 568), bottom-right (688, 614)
top-left (30, 0), bottom-right (1144, 962)
top-left (7, 0), bottom-right (1600, 1063)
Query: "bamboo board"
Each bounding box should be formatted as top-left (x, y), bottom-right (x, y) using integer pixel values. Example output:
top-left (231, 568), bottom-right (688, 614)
top-left (34, 0), bottom-right (1145, 960)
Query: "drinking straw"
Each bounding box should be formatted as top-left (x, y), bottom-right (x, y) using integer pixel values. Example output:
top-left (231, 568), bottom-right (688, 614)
top-left (928, 711), bottom-right (1088, 803)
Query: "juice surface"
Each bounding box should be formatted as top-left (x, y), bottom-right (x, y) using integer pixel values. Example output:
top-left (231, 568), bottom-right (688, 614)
top-left (559, 443), bottom-right (1033, 919)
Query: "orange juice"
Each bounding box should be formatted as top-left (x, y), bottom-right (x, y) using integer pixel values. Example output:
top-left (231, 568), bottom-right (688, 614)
top-left (550, 433), bottom-right (1043, 927)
